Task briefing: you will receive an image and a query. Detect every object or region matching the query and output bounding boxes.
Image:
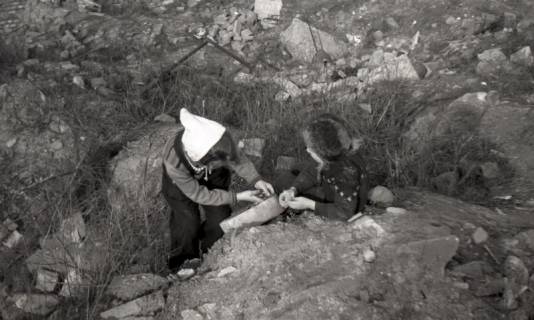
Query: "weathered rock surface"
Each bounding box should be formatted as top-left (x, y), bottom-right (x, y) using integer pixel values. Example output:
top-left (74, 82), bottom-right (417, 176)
top-left (108, 124), bottom-right (181, 211)
top-left (161, 191), bottom-right (534, 320)
top-left (107, 273), bottom-right (169, 301)
top-left (280, 18), bottom-right (349, 64)
top-left (9, 293), bottom-right (59, 316)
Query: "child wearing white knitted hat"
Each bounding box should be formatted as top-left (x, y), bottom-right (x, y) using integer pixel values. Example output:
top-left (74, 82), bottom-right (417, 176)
top-left (161, 109), bottom-right (274, 271)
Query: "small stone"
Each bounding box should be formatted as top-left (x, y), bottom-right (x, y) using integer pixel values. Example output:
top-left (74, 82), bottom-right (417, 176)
top-left (480, 162), bottom-right (499, 179)
top-left (275, 156), bottom-right (297, 171)
top-left (368, 186), bottom-right (394, 206)
top-left (90, 77), bottom-right (107, 90)
top-left (451, 260), bottom-right (494, 279)
top-left (384, 17), bottom-right (400, 30)
top-left (10, 294), bottom-right (59, 315)
top-left (187, 0), bottom-right (201, 8)
top-left (452, 281), bottom-right (469, 290)
top-left (50, 140), bottom-right (63, 150)
top-left (472, 227), bottom-right (489, 245)
top-left (60, 211), bottom-right (86, 243)
top-left (275, 91), bottom-right (291, 102)
top-left (372, 30), bottom-right (384, 42)
top-left (502, 255), bottom-right (529, 310)
top-left (472, 277), bottom-right (505, 297)
top-left (241, 29), bottom-right (254, 41)
top-left (72, 75), bottom-right (85, 89)
top-left (218, 30), bottom-right (232, 46)
top-left (35, 269), bottom-right (59, 293)
top-left (510, 46), bottom-right (533, 67)
top-left (3, 218), bottom-right (18, 231)
top-left (358, 103), bottom-right (372, 113)
top-left (154, 113), bottom-right (176, 123)
top-left (198, 303), bottom-right (217, 319)
top-left (238, 138), bottom-right (265, 158)
top-left (254, 0), bottom-right (283, 20)
top-left (217, 266), bottom-right (237, 278)
top-left (503, 12), bottom-right (517, 29)
top-left (363, 248), bottom-right (376, 263)
top-left (517, 18), bottom-right (534, 33)
top-left (59, 269), bottom-right (84, 297)
top-left (0, 224), bottom-right (8, 242)
top-left (181, 309), bottom-right (204, 320)
top-left (478, 48), bottom-right (507, 63)
top-left (3, 230), bottom-right (23, 248)
top-left (446, 16), bottom-right (457, 25)
top-left (5, 136), bottom-right (17, 148)
top-left (386, 207), bottom-right (407, 215)
top-left (177, 268), bottom-right (195, 280)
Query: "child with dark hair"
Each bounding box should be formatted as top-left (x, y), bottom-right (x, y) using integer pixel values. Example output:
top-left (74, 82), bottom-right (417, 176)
top-left (161, 109), bottom-right (274, 271)
top-left (278, 113), bottom-right (368, 221)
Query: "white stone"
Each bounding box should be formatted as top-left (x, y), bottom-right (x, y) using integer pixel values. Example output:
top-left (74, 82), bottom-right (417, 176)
top-left (363, 248), bottom-right (376, 263)
top-left (6, 137), bottom-right (17, 148)
top-left (35, 269), bottom-right (59, 293)
top-left (477, 48), bottom-right (507, 63)
top-left (472, 227), bottom-right (489, 244)
top-left (3, 230), bottom-right (23, 248)
top-left (72, 75), bottom-right (85, 89)
top-left (368, 186), bottom-right (395, 206)
top-left (177, 268), bottom-right (195, 280)
top-left (217, 266), bottom-right (237, 277)
top-left (254, 0), bottom-right (282, 20)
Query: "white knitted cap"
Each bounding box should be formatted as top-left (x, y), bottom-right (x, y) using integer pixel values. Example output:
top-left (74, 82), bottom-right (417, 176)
top-left (180, 108), bottom-right (226, 162)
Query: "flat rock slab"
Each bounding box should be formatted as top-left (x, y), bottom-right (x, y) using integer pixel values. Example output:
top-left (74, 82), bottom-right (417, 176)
top-left (100, 291), bottom-right (165, 319)
top-left (10, 294), bottom-right (59, 316)
top-left (107, 273), bottom-right (169, 301)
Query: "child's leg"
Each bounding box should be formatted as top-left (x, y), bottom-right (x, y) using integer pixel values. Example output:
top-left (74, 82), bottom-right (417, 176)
top-left (162, 167), bottom-right (202, 270)
top-left (200, 167), bottom-right (232, 253)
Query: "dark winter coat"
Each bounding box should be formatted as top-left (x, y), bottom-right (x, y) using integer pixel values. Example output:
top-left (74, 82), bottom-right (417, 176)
top-left (292, 152), bottom-right (369, 221)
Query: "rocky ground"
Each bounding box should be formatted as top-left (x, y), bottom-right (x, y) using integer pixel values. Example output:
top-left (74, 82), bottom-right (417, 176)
top-left (1, 0), bottom-right (534, 319)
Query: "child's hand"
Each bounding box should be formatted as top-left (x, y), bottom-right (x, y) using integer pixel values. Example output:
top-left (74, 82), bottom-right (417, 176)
top-left (279, 187), bottom-right (296, 208)
top-left (254, 180), bottom-right (275, 197)
top-left (287, 197), bottom-right (315, 211)
top-left (236, 190), bottom-right (263, 204)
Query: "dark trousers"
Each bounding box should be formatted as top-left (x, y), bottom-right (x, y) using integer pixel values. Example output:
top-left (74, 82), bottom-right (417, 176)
top-left (162, 166), bottom-right (232, 270)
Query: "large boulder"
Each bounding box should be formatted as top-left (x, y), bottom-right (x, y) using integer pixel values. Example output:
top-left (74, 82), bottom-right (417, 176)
top-left (280, 18), bottom-right (349, 64)
top-left (107, 124), bottom-right (181, 212)
top-left (160, 191), bottom-right (534, 320)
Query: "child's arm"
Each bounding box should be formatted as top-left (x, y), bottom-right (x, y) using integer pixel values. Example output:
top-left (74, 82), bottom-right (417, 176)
top-left (164, 160), bottom-right (237, 206)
